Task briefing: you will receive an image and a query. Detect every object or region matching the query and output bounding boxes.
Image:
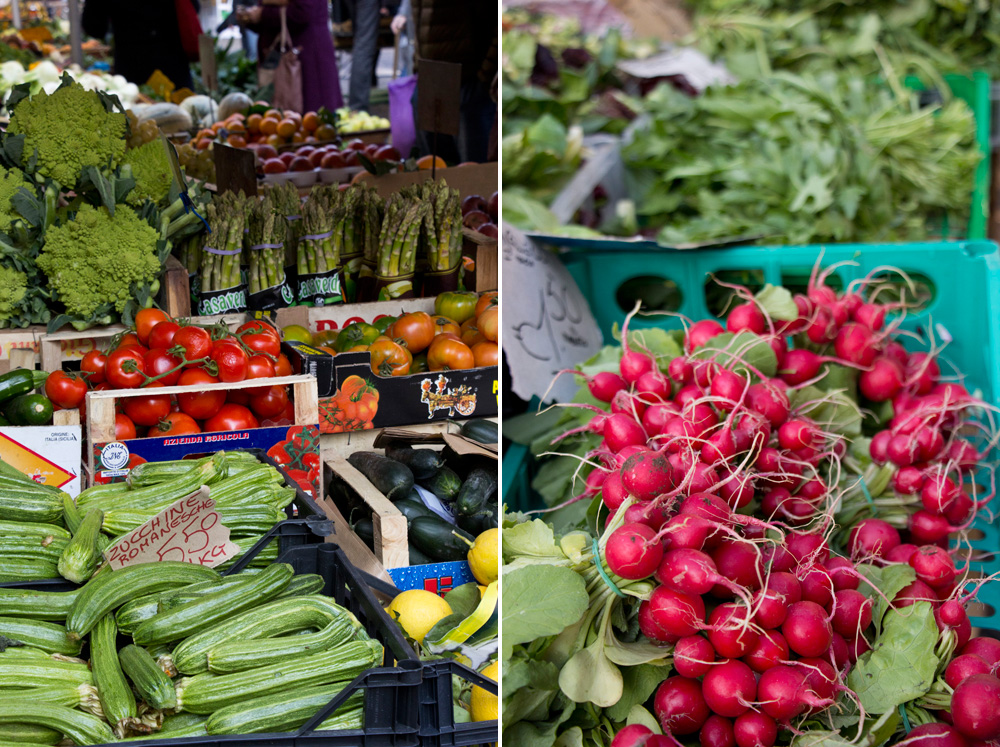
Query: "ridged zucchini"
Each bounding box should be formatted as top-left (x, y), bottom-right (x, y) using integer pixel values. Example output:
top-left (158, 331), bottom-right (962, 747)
top-left (0, 489), bottom-right (63, 524)
top-left (206, 614), bottom-right (363, 673)
top-left (66, 561), bottom-right (221, 639)
top-left (275, 573), bottom-right (325, 599)
top-left (0, 700), bottom-right (115, 746)
top-left (119, 644), bottom-right (177, 710)
top-left (78, 454), bottom-right (225, 513)
top-left (0, 722), bottom-right (62, 745)
top-left (57, 507), bottom-right (104, 584)
top-left (0, 657), bottom-right (94, 688)
top-left (115, 578), bottom-right (230, 634)
top-left (317, 703), bottom-right (364, 731)
top-left (176, 639), bottom-right (382, 714)
top-left (0, 537), bottom-right (68, 561)
top-left (172, 595), bottom-right (361, 675)
top-left (0, 617), bottom-right (81, 656)
top-left (103, 505), bottom-right (283, 536)
top-left (205, 682), bottom-right (361, 735)
top-left (160, 712), bottom-right (208, 733)
top-left (0, 647), bottom-right (88, 668)
top-left (0, 558), bottom-right (58, 583)
top-left (207, 468), bottom-right (284, 506)
top-left (0, 521), bottom-right (70, 542)
top-left (132, 563), bottom-right (293, 646)
top-left (3, 683), bottom-right (103, 716)
top-left (91, 614), bottom-right (136, 730)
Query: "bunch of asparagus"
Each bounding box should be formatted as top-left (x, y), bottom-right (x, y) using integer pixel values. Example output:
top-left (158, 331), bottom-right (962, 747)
top-left (400, 180), bottom-right (462, 273)
top-left (200, 191), bottom-right (248, 292)
top-left (246, 193), bottom-right (288, 295)
top-left (377, 193), bottom-right (432, 279)
top-left (177, 233), bottom-right (202, 277)
top-left (266, 181), bottom-right (303, 272)
top-left (298, 186), bottom-right (339, 276)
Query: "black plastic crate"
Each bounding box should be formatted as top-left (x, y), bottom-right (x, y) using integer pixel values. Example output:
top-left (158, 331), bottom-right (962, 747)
top-left (0, 448), bottom-right (332, 589)
top-left (418, 659), bottom-right (499, 747)
top-left (91, 543), bottom-right (424, 747)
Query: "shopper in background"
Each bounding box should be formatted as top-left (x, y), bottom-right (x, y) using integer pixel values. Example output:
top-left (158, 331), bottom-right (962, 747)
top-left (81, 0), bottom-right (195, 89)
top-left (237, 0), bottom-right (343, 112)
top-left (346, 0), bottom-right (380, 111)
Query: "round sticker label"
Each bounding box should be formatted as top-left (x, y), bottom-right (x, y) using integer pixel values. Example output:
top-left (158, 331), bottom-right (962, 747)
top-left (100, 442), bottom-right (130, 470)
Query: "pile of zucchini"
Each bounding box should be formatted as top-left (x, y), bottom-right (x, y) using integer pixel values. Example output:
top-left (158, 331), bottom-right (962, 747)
top-left (0, 560), bottom-right (381, 743)
top-left (0, 367), bottom-right (52, 426)
top-left (0, 450), bottom-right (312, 584)
top-left (338, 422), bottom-right (499, 566)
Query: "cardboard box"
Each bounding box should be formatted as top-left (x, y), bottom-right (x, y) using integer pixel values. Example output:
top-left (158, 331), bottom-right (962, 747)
top-left (355, 162), bottom-right (497, 202)
top-left (0, 424), bottom-right (83, 497)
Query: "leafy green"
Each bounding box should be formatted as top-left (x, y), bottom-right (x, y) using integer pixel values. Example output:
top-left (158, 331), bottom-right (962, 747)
top-left (501, 565), bottom-right (589, 659)
top-left (756, 283), bottom-right (798, 321)
top-left (856, 563), bottom-right (916, 634)
top-left (691, 331), bottom-right (779, 378)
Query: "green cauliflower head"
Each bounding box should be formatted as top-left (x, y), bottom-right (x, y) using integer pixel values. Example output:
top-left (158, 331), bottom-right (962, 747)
top-left (122, 139), bottom-right (173, 207)
top-left (37, 203), bottom-right (160, 319)
top-left (8, 82), bottom-right (127, 189)
top-left (0, 165), bottom-right (33, 234)
top-left (0, 263), bottom-right (28, 322)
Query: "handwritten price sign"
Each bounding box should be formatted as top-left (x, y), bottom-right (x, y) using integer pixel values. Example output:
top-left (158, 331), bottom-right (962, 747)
top-left (501, 224), bottom-right (603, 403)
top-left (104, 486), bottom-right (240, 570)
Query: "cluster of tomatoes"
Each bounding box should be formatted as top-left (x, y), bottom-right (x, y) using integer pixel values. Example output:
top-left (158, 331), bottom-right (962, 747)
top-left (318, 375), bottom-right (379, 434)
top-left (265, 425), bottom-right (322, 496)
top-left (314, 291), bottom-right (499, 377)
top-left (43, 310), bottom-right (295, 440)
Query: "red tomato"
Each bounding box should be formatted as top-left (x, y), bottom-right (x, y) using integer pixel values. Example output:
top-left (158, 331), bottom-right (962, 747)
top-left (121, 343), bottom-right (149, 358)
top-left (81, 350), bottom-right (107, 385)
top-left (115, 413), bottom-right (137, 440)
top-left (106, 349), bottom-right (147, 389)
top-left (176, 369), bottom-right (225, 420)
top-left (247, 355), bottom-right (276, 381)
top-left (123, 383), bottom-right (172, 427)
top-left (44, 371), bottom-right (87, 409)
top-left (227, 389), bottom-right (251, 405)
top-left (238, 320), bottom-right (280, 339)
top-left (250, 385), bottom-right (288, 419)
top-left (173, 326), bottom-right (213, 364)
top-left (148, 320), bottom-right (180, 350)
top-left (205, 404), bottom-right (259, 432)
top-left (211, 341), bottom-right (249, 383)
top-left (243, 333), bottom-right (281, 358)
top-left (150, 412), bottom-right (201, 437)
top-left (144, 348), bottom-right (183, 386)
top-left (135, 308), bottom-right (171, 345)
top-left (118, 332), bottom-right (141, 349)
top-left (274, 353), bottom-right (293, 377)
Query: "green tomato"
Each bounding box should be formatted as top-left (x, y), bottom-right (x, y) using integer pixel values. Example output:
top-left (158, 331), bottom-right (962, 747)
top-left (373, 316), bottom-right (397, 334)
top-left (434, 292), bottom-right (479, 326)
top-left (334, 322), bottom-right (380, 353)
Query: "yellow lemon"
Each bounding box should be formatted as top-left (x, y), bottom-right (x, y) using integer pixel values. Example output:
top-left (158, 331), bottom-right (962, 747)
top-left (281, 324), bottom-right (313, 344)
top-left (470, 660), bottom-right (498, 722)
top-left (468, 528), bottom-right (498, 585)
top-left (386, 590), bottom-right (452, 643)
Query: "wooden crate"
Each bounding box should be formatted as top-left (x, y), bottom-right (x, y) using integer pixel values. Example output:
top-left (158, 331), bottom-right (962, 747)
top-left (463, 228), bottom-right (498, 292)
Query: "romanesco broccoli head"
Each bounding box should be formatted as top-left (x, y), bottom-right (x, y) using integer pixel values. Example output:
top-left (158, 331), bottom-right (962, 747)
top-left (8, 82), bottom-right (127, 189)
top-left (0, 264), bottom-right (27, 322)
top-left (37, 203), bottom-right (160, 320)
top-left (122, 140), bottom-right (173, 207)
top-left (0, 166), bottom-right (33, 234)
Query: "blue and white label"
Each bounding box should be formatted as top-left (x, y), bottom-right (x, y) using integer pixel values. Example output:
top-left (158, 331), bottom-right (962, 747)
top-left (100, 442), bottom-right (130, 470)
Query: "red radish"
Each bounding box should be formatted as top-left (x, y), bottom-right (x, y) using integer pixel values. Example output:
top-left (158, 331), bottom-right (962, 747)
top-left (745, 383), bottom-right (790, 427)
top-left (946, 491), bottom-right (974, 525)
top-left (601, 472), bottom-right (627, 511)
top-left (921, 475), bottom-right (960, 514)
top-left (663, 514), bottom-right (715, 551)
top-left (604, 413), bottom-right (649, 453)
top-left (711, 541), bottom-right (764, 593)
top-left (786, 532), bottom-right (830, 565)
top-left (909, 545), bottom-right (956, 589)
top-left (798, 657), bottom-right (837, 703)
top-left (848, 519), bottom-right (900, 559)
top-left (800, 565), bottom-right (835, 607)
top-left (680, 492), bottom-right (732, 524)
top-left (700, 715), bottom-right (736, 747)
top-left (674, 635), bottom-right (716, 678)
top-left (961, 638), bottom-right (1000, 666)
top-left (744, 629), bottom-right (790, 673)
top-left (854, 302), bottom-right (885, 330)
top-left (952, 674), bottom-right (1000, 741)
top-left (589, 371), bottom-right (627, 402)
top-left (688, 320), bottom-right (725, 351)
top-left (870, 430), bottom-right (892, 464)
top-left (702, 429), bottom-right (737, 465)
top-left (656, 549), bottom-right (721, 596)
top-left (753, 572), bottom-right (800, 629)
top-left (831, 589), bottom-right (873, 638)
top-left (909, 510), bottom-right (952, 544)
top-left (669, 357), bottom-right (693, 384)
top-left (610, 724), bottom-right (656, 747)
top-left (860, 356), bottom-right (904, 402)
top-left (882, 341), bottom-right (908, 368)
top-left (612, 390), bottom-right (647, 419)
top-left (643, 404), bottom-right (677, 436)
top-left (647, 586), bottom-right (706, 638)
top-left (894, 580), bottom-right (937, 608)
top-left (781, 349), bottom-right (822, 386)
top-left (945, 654), bottom-right (991, 690)
top-left (885, 543), bottom-right (918, 564)
top-left (834, 323), bottom-right (878, 367)
top-left (654, 676), bottom-right (710, 735)
top-left (905, 724), bottom-right (968, 747)
top-left (893, 466), bottom-right (926, 495)
top-left (914, 426), bottom-right (945, 461)
top-left (830, 632), bottom-right (850, 669)
top-left (718, 471), bottom-right (754, 509)
top-left (805, 307), bottom-right (835, 344)
top-left (711, 369), bottom-right (749, 408)
top-left (727, 303), bottom-right (766, 335)
top-left (702, 659), bottom-right (756, 718)
top-left (906, 353), bottom-right (940, 395)
top-left (939, 599), bottom-right (969, 628)
top-left (621, 450), bottom-right (672, 502)
top-left (707, 603), bottom-right (759, 659)
top-left (757, 665), bottom-right (809, 720)
top-left (782, 601), bottom-right (832, 657)
top-left (606, 523), bottom-right (663, 580)
top-left (778, 420), bottom-right (820, 452)
top-left (693, 360), bottom-right (717, 388)
top-left (624, 503), bottom-right (670, 532)
top-left (621, 351), bottom-right (656, 384)
top-left (825, 557), bottom-right (859, 591)
top-left (636, 372), bottom-right (671, 403)
top-left (733, 712), bottom-right (777, 747)
top-left (639, 599), bottom-right (678, 643)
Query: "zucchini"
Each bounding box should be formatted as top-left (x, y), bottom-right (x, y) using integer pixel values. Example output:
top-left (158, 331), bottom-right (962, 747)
top-left (0, 536), bottom-right (69, 561)
top-left (0, 522), bottom-right (69, 542)
top-left (91, 614), bottom-right (137, 730)
top-left (172, 595), bottom-right (360, 675)
top-left (0, 489), bottom-right (62, 524)
top-left (176, 639), bottom-right (382, 714)
top-left (0, 558), bottom-right (58, 582)
top-left (119, 644), bottom-right (177, 710)
top-left (0, 700), bottom-right (115, 746)
top-left (57, 507), bottom-right (103, 584)
top-left (2, 683), bottom-right (103, 715)
top-left (395, 497), bottom-right (437, 523)
top-left (77, 453), bottom-right (226, 513)
top-left (0, 723), bottom-right (62, 745)
top-left (0, 369), bottom-right (47, 408)
top-left (0, 657), bottom-right (94, 688)
top-left (347, 451), bottom-right (414, 500)
top-left (0, 589), bottom-right (79, 621)
top-left (66, 561), bottom-right (221, 639)
top-left (460, 418), bottom-right (498, 444)
top-left (116, 577), bottom-right (241, 635)
top-left (160, 712), bottom-right (208, 734)
top-left (318, 702), bottom-right (365, 731)
top-left (408, 516), bottom-right (474, 562)
top-left (132, 563), bottom-right (293, 646)
top-left (206, 614), bottom-right (363, 674)
top-left (0, 647), bottom-right (88, 668)
top-left (419, 467), bottom-right (462, 502)
top-left (205, 683), bottom-right (361, 735)
top-left (455, 468), bottom-right (497, 517)
top-left (4, 394), bottom-right (52, 426)
top-left (0, 617), bottom-right (81, 656)
top-left (275, 573), bottom-right (326, 599)
top-left (384, 446), bottom-right (445, 480)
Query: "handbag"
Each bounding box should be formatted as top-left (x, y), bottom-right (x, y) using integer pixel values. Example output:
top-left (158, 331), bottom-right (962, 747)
top-left (174, 0), bottom-right (203, 62)
top-left (258, 7), bottom-right (303, 112)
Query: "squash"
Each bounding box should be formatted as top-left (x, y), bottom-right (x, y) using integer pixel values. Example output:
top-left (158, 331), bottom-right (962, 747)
top-left (218, 92), bottom-right (253, 121)
top-left (137, 102), bottom-right (192, 134)
top-left (180, 95), bottom-right (219, 128)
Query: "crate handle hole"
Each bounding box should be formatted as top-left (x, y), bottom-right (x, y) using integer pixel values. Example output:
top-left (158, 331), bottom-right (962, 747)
top-left (704, 270), bottom-right (765, 318)
top-left (616, 275), bottom-right (683, 316)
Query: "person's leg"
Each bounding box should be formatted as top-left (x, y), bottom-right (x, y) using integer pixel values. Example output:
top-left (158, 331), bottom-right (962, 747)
top-left (348, 0), bottom-right (380, 110)
top-left (458, 78), bottom-right (493, 163)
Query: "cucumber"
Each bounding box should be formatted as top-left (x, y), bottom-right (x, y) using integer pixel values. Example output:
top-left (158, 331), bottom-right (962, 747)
top-left (353, 517), bottom-right (374, 549)
top-left (347, 452), bottom-right (414, 501)
top-left (419, 467), bottom-right (462, 502)
top-left (407, 516), bottom-right (474, 562)
top-left (458, 501), bottom-right (499, 535)
top-left (394, 498), bottom-right (437, 523)
top-left (0, 369), bottom-right (47, 408)
top-left (4, 394), bottom-right (53, 426)
top-left (409, 545), bottom-right (433, 565)
top-left (455, 468), bottom-right (497, 517)
top-left (460, 419), bottom-right (498, 444)
top-left (384, 447), bottom-right (444, 480)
